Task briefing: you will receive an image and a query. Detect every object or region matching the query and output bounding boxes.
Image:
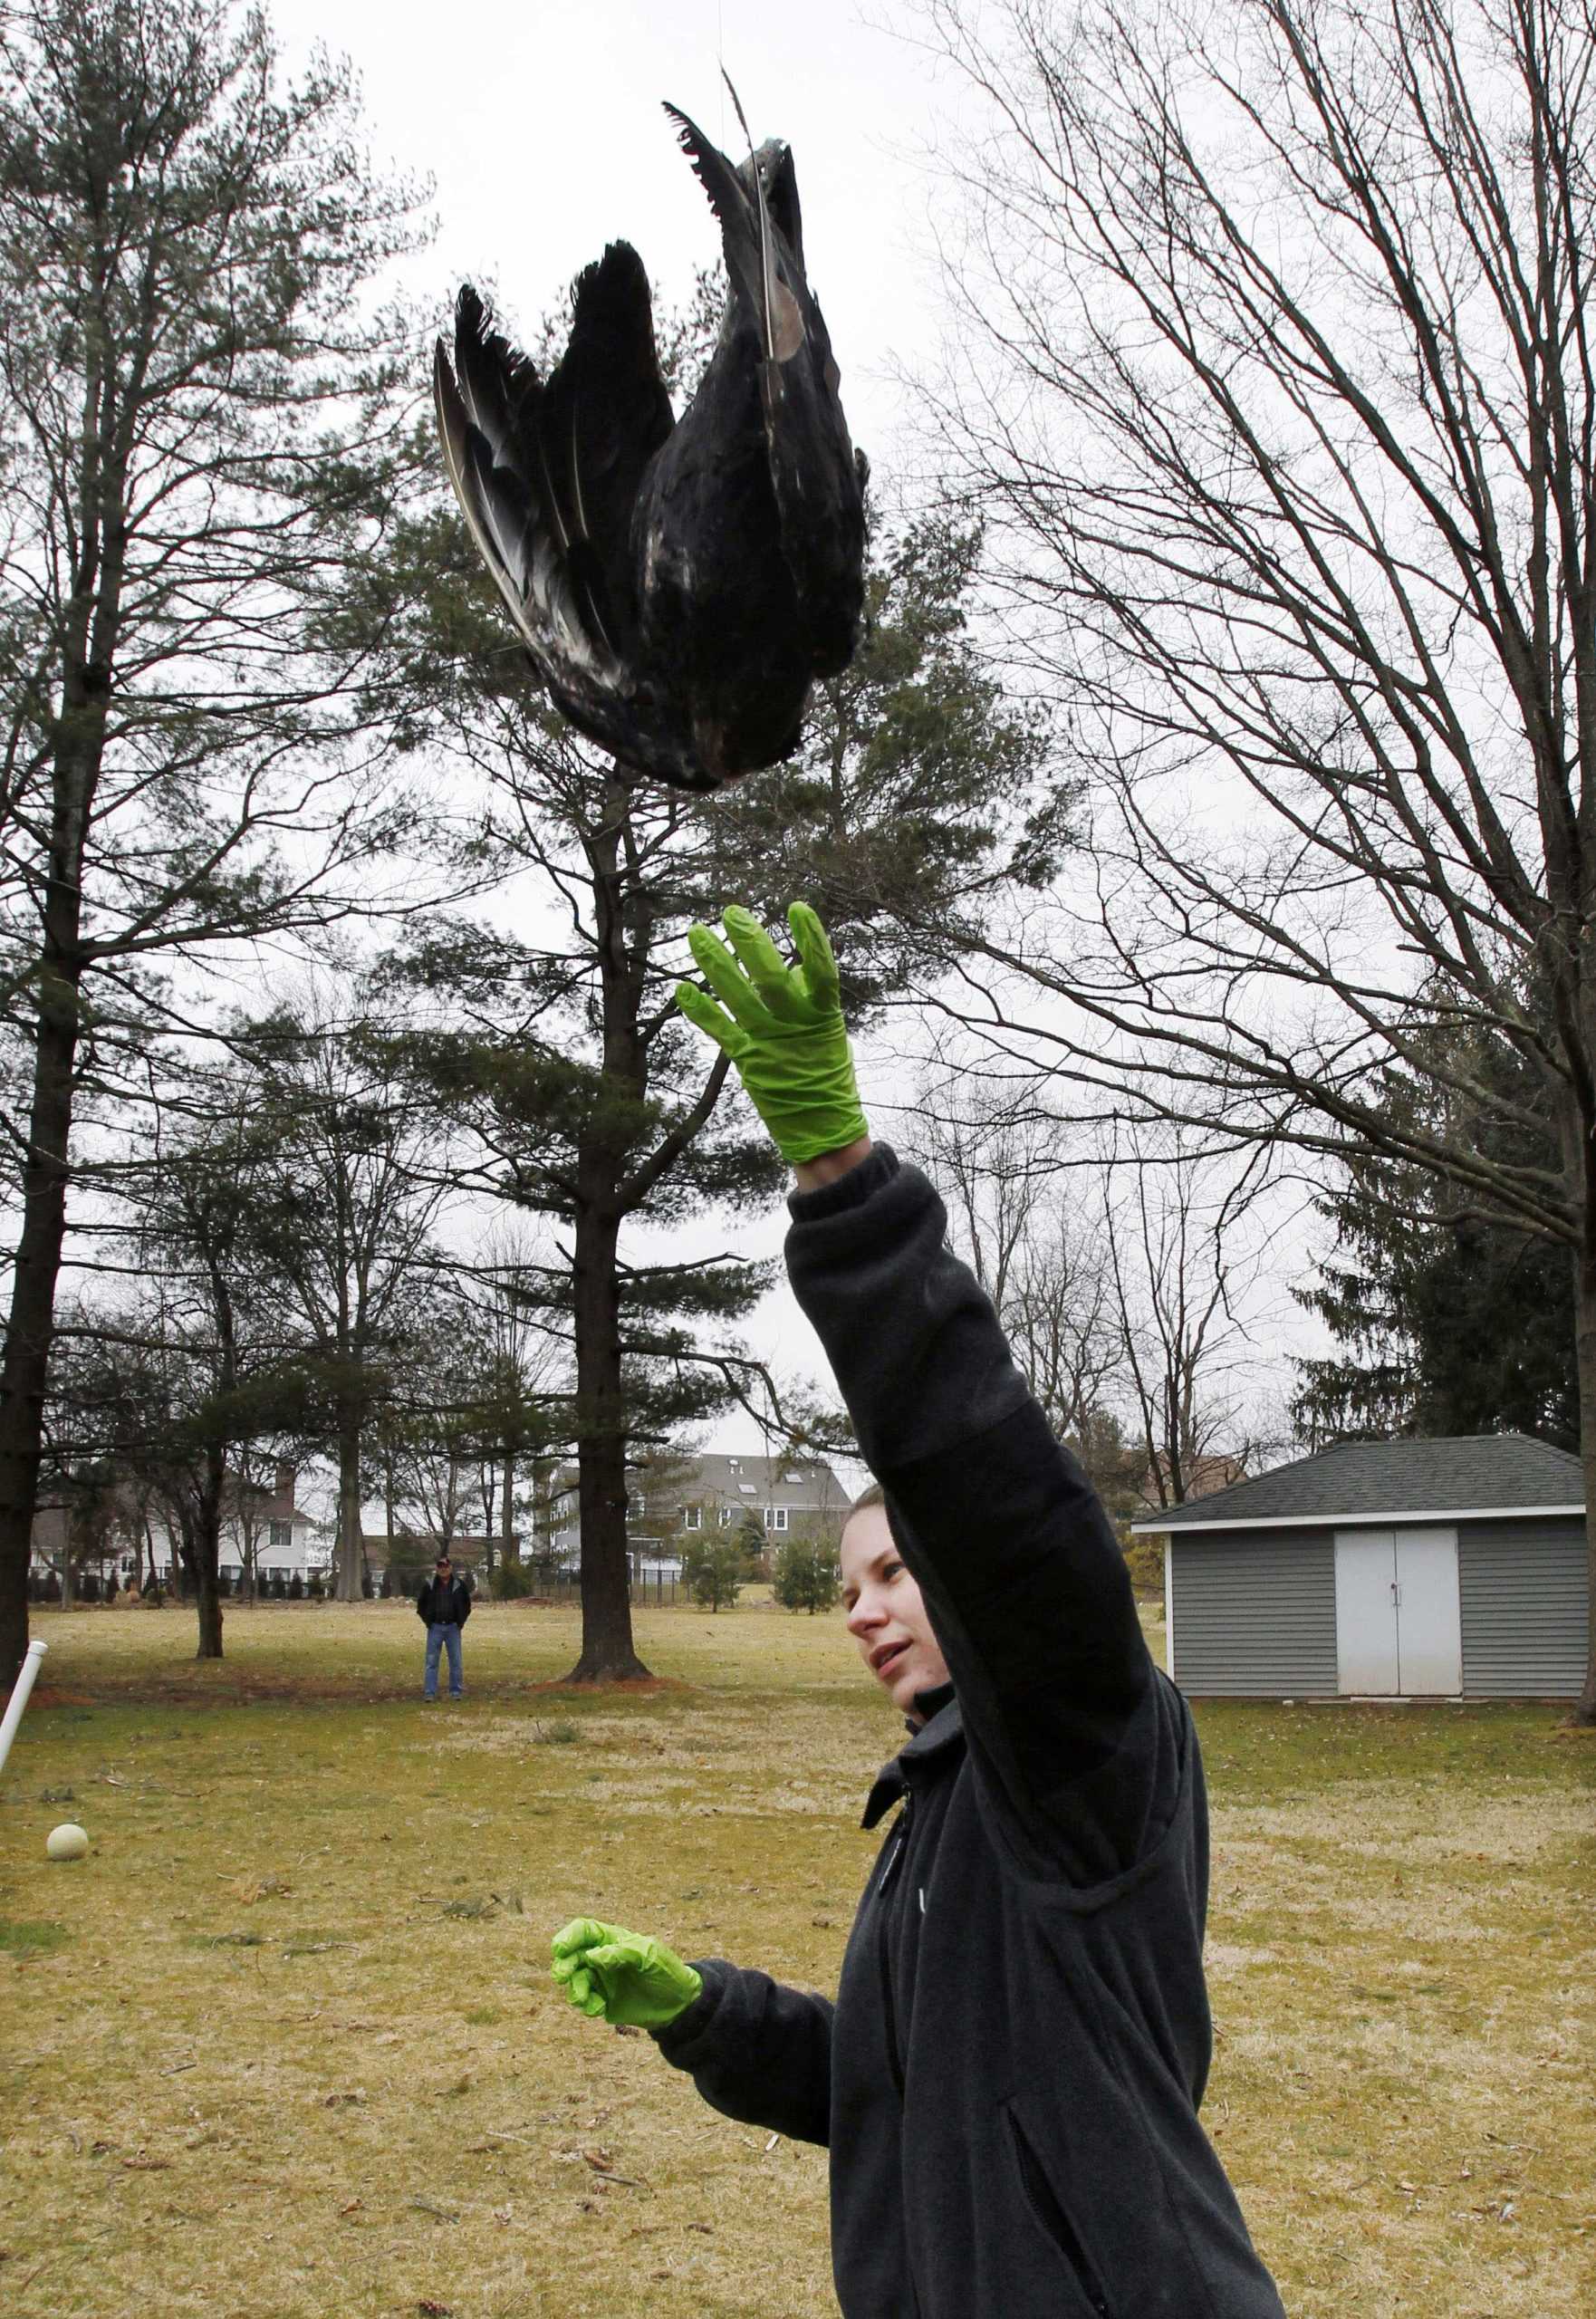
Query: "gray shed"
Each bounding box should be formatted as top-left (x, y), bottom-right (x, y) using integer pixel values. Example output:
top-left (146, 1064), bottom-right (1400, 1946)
top-left (1131, 1435), bottom-right (1589, 1698)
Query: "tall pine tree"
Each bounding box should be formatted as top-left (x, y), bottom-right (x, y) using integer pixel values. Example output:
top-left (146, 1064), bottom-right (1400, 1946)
top-left (369, 477), bottom-right (1062, 1677)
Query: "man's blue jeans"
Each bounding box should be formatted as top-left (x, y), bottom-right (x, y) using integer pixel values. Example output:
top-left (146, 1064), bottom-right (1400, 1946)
top-left (424, 1621), bottom-right (463, 1698)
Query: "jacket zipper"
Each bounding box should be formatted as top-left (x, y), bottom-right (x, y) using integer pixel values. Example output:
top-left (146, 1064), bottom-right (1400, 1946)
top-left (1007, 2105), bottom-right (1113, 2316)
top-left (875, 1790), bottom-right (912, 2099)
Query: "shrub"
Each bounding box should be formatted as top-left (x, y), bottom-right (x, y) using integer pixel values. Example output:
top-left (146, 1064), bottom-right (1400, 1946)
top-left (772, 1535), bottom-right (841, 1615)
top-left (307, 1572), bottom-right (323, 1601)
top-left (735, 1512), bottom-right (769, 1579)
top-left (1121, 1535), bottom-right (1165, 1601)
top-left (490, 1556), bottom-right (534, 1600)
top-left (680, 1535), bottom-right (744, 1613)
top-left (288, 1571), bottom-right (303, 1600)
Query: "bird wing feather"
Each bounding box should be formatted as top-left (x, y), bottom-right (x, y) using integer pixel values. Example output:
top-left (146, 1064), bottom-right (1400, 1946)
top-left (540, 245), bottom-right (675, 661)
top-left (437, 286), bottom-right (626, 688)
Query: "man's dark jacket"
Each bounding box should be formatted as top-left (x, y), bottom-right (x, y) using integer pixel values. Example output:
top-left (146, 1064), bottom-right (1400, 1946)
top-left (655, 1149), bottom-right (1286, 2319)
top-left (415, 1573), bottom-right (472, 1627)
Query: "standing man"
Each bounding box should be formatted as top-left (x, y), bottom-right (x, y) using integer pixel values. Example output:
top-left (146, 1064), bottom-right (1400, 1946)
top-left (417, 1551), bottom-right (470, 1701)
top-left (551, 905), bottom-right (1287, 2319)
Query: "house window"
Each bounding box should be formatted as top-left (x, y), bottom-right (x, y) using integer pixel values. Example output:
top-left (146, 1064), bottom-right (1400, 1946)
top-left (763, 1506), bottom-right (789, 1533)
top-left (683, 1506), bottom-right (702, 1532)
top-left (718, 1506), bottom-right (734, 1527)
top-left (269, 1520), bottom-right (292, 1547)
top-left (631, 1496), bottom-right (646, 1519)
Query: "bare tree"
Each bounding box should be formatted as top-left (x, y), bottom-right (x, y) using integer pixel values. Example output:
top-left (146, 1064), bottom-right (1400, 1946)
top-left (908, 1064), bottom-right (1264, 1505)
top-left (0, 0), bottom-right (442, 1682)
top-left (913, 0), bottom-right (1596, 1715)
top-left (908, 1062), bottom-right (1124, 1438)
top-left (1102, 1138), bottom-right (1272, 1510)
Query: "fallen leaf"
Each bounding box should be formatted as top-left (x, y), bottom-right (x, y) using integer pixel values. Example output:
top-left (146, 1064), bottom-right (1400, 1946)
top-left (120, 2153), bottom-right (170, 2172)
top-left (418, 2303), bottom-right (453, 2317)
top-left (232, 1875), bottom-right (291, 1904)
top-left (338, 2199), bottom-right (362, 2218)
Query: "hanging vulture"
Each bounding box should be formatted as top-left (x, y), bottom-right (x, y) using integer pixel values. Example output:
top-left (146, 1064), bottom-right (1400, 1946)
top-left (433, 91), bottom-right (869, 794)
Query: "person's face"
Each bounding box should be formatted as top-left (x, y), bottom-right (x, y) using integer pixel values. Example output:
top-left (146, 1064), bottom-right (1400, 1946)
top-left (436, 1561), bottom-right (450, 1582)
top-left (841, 1505), bottom-right (948, 1719)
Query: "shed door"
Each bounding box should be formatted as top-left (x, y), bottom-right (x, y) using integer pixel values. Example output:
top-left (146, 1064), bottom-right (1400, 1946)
top-left (1391, 1525), bottom-right (1462, 1695)
top-left (1334, 1527), bottom-right (1462, 1696)
top-left (1335, 1531), bottom-right (1400, 1693)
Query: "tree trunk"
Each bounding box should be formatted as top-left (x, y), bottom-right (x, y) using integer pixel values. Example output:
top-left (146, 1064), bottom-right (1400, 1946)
top-left (0, 949), bottom-right (85, 1683)
top-left (334, 1400), bottom-right (364, 1602)
top-left (567, 1201), bottom-right (649, 1681)
top-left (1572, 1245), bottom-right (1596, 1724)
top-left (501, 1453), bottom-right (514, 1565)
top-left (192, 1483), bottom-right (225, 1660)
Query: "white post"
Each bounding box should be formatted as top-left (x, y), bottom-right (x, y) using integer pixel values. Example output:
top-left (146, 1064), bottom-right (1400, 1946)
top-left (0, 1639), bottom-right (48, 1785)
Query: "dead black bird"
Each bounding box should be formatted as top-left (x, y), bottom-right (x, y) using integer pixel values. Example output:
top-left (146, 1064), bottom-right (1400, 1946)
top-left (433, 87), bottom-right (868, 794)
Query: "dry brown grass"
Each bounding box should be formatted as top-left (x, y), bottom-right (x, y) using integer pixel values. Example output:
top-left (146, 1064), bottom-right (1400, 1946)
top-left (1, 1599), bottom-right (1591, 2318)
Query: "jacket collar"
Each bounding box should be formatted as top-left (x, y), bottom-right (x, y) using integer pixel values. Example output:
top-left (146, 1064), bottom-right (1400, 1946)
top-left (861, 1690), bottom-right (965, 1829)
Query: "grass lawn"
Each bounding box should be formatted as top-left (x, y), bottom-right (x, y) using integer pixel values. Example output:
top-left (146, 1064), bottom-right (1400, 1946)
top-left (1, 1599), bottom-right (1591, 2318)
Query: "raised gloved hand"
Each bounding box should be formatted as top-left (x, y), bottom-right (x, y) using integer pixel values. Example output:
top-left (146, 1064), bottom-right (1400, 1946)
top-left (675, 903), bottom-right (867, 1166)
top-left (550, 1918), bottom-right (703, 2029)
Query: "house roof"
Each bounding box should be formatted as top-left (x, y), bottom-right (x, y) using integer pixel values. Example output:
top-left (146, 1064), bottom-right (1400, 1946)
top-left (551, 1453), bottom-right (848, 1506)
top-left (1131, 1433), bottom-right (1584, 1534)
top-left (688, 1453), bottom-right (846, 1503)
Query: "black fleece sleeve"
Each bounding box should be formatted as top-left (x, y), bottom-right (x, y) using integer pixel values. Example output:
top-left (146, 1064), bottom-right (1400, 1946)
top-left (786, 1146), bottom-right (1178, 1884)
top-left (650, 1960), bottom-right (832, 2146)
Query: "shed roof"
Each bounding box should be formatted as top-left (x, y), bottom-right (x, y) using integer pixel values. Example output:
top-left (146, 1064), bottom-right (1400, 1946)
top-left (1131, 1433), bottom-right (1583, 1534)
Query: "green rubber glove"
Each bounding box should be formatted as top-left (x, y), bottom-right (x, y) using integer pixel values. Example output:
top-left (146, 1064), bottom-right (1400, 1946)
top-left (550, 1917), bottom-right (703, 2029)
top-left (675, 903), bottom-right (868, 1166)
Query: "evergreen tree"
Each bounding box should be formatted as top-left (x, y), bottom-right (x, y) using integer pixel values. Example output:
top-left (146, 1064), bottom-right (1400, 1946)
top-left (230, 1001), bottom-right (453, 1601)
top-left (735, 1510), bottom-right (769, 1581)
top-left (45, 1096), bottom-right (315, 1655)
top-left (1295, 1024), bottom-right (1576, 1448)
top-left (680, 1535), bottom-right (745, 1614)
top-left (346, 226), bottom-right (1068, 1683)
top-left (368, 502), bottom-right (1062, 1682)
top-left (772, 1531), bottom-right (841, 1616)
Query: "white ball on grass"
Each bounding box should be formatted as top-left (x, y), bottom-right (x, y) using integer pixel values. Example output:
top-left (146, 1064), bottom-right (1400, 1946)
top-left (46, 1823), bottom-right (90, 1862)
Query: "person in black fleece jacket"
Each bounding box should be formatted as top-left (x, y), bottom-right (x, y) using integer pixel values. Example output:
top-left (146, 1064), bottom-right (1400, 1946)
top-left (551, 905), bottom-right (1286, 2319)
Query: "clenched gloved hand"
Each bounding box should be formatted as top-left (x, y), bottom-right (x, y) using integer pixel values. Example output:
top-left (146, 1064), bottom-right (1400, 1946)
top-left (551, 1918), bottom-right (703, 2029)
top-left (675, 903), bottom-right (868, 1167)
